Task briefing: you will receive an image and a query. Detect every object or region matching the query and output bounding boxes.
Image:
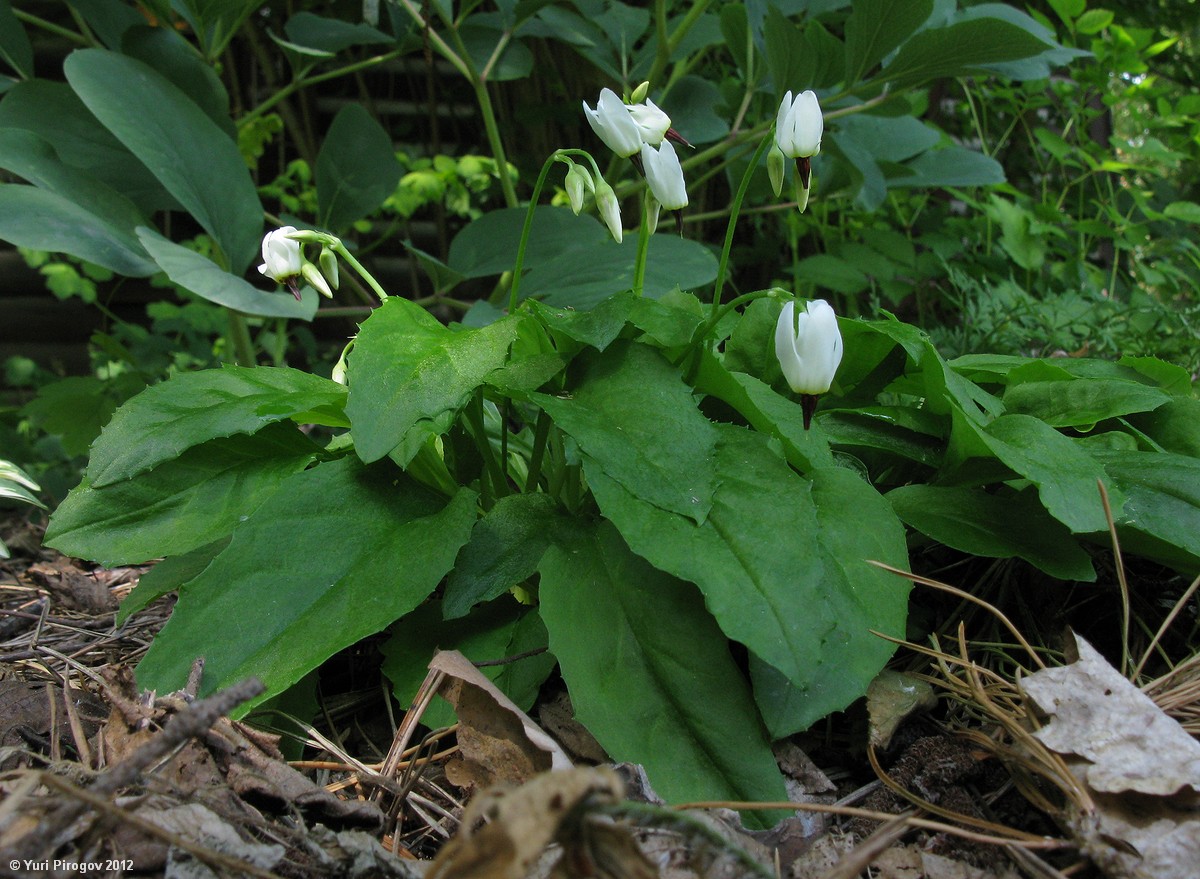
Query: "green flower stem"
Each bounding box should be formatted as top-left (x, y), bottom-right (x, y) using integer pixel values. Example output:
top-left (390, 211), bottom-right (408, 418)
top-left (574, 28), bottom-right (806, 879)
top-left (14, 8), bottom-right (90, 45)
top-left (673, 288), bottom-right (780, 370)
top-left (524, 409), bottom-right (552, 493)
top-left (507, 152), bottom-right (562, 311)
top-left (240, 48), bottom-right (407, 126)
top-left (709, 129), bottom-right (776, 319)
top-left (228, 312), bottom-right (256, 367)
top-left (633, 195), bottom-right (652, 297)
top-left (331, 242), bottom-right (388, 302)
top-left (466, 390), bottom-right (506, 508)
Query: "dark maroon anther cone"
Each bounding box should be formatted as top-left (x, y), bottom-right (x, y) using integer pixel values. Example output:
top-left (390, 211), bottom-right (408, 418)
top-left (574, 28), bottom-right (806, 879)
top-left (795, 156), bottom-right (812, 191)
top-left (666, 127), bottom-right (694, 149)
top-left (801, 393), bottom-right (819, 430)
top-left (286, 278), bottom-right (302, 301)
top-left (672, 209), bottom-right (684, 237)
top-left (630, 152), bottom-right (644, 176)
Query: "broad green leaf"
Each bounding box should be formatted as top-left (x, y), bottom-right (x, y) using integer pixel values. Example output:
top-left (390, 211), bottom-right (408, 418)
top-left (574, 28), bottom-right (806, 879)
top-left (693, 352), bottom-right (834, 473)
top-left (448, 206), bottom-right (608, 279)
top-left (0, 184), bottom-right (157, 276)
top-left (284, 12), bottom-right (393, 52)
top-left (1118, 356), bottom-right (1193, 396)
top-left (889, 484), bottom-right (1094, 580)
top-left (123, 26), bottom-right (233, 135)
top-left (763, 5), bottom-right (805, 95)
top-left (116, 538), bottom-right (229, 625)
top-left (721, 297), bottom-right (783, 382)
top-left (316, 104), bottom-right (404, 231)
top-left (1046, 0), bottom-right (1085, 24)
top-left (1163, 201), bottom-right (1200, 224)
top-left (347, 297), bottom-right (521, 464)
top-left (877, 18), bottom-right (1054, 91)
top-left (63, 0), bottom-right (145, 49)
top-left (460, 23), bottom-right (533, 80)
top-left (1126, 398), bottom-right (1200, 457)
top-left (443, 492), bottom-right (571, 618)
top-left (844, 0), bottom-right (933, 84)
top-left (980, 414), bottom-right (1123, 533)
top-left (0, 0), bottom-right (32, 79)
top-left (667, 75), bottom-right (729, 145)
top-left (64, 49), bottom-right (262, 272)
top-left (138, 228), bottom-right (319, 319)
top-left (1003, 379), bottom-right (1170, 427)
top-left (0, 129), bottom-right (150, 231)
top-left (527, 290), bottom-right (634, 351)
top-left (1075, 9), bottom-right (1114, 34)
top-left (135, 459), bottom-right (477, 705)
top-left (522, 233), bottom-right (719, 308)
top-left (899, 147), bottom-right (1005, 188)
top-left (819, 408), bottom-right (945, 468)
top-left (533, 341), bottom-right (719, 524)
top-left (0, 79), bottom-right (172, 214)
top-left (20, 375), bottom-right (137, 458)
top-left (538, 521), bottom-right (789, 825)
top-left (1093, 450), bottom-right (1200, 574)
top-left (85, 364), bottom-right (348, 486)
top-left (47, 425), bottom-right (319, 566)
top-left (589, 426), bottom-right (908, 735)
top-left (381, 598), bottom-right (555, 729)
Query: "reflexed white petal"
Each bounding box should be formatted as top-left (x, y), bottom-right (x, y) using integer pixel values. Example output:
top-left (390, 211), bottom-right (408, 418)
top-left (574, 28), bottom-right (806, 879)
top-left (640, 140), bottom-right (688, 211)
top-left (583, 88), bottom-right (642, 157)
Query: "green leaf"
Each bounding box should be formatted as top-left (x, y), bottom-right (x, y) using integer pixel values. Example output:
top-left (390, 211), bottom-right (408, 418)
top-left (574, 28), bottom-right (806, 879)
top-left (693, 353), bottom-right (834, 473)
top-left (1075, 9), bottom-right (1114, 34)
top-left (844, 0), bottom-right (933, 84)
top-left (0, 184), bottom-right (157, 276)
top-left (316, 104), bottom-right (404, 231)
top-left (346, 298), bottom-right (521, 464)
top-left (526, 290), bottom-right (634, 351)
top-left (0, 79), bottom-right (172, 215)
top-left (979, 414), bottom-right (1123, 534)
top-left (381, 598), bottom-right (555, 729)
top-left (134, 459), bottom-right (478, 705)
top-left (448, 206), bottom-right (608, 279)
top-left (590, 427), bottom-right (909, 735)
top-left (64, 49), bottom-right (262, 272)
top-left (877, 18), bottom-right (1054, 91)
top-left (1003, 378), bottom-right (1170, 427)
top-left (1093, 450), bottom-right (1200, 574)
top-left (443, 493), bottom-right (570, 619)
top-left (47, 425), bottom-right (319, 566)
top-left (533, 341), bottom-right (719, 524)
top-left (122, 26), bottom-right (234, 135)
top-left (1163, 201), bottom-right (1200, 224)
top-left (460, 23), bottom-right (533, 80)
top-left (137, 227), bottom-right (319, 319)
top-left (819, 407), bottom-right (945, 468)
top-left (667, 75), bottom-right (729, 145)
top-left (0, 0), bottom-right (32, 79)
top-left (538, 521), bottom-right (789, 825)
top-left (1126, 398), bottom-right (1200, 457)
top-left (116, 539), bottom-right (229, 626)
top-left (521, 233), bottom-right (719, 308)
top-left (899, 147), bottom-right (1005, 188)
top-left (284, 12), bottom-right (393, 53)
top-left (85, 364), bottom-right (347, 487)
top-left (889, 484), bottom-right (1094, 580)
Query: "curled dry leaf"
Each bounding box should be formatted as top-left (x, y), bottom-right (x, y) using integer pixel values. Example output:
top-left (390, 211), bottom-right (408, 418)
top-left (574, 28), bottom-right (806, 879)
top-left (430, 649), bottom-right (572, 790)
top-left (1019, 633), bottom-right (1200, 879)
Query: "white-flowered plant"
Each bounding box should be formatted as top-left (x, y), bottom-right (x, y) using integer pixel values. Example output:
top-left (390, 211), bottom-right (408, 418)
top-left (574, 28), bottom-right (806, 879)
top-left (257, 226), bottom-right (304, 293)
top-left (628, 98), bottom-right (672, 146)
top-left (774, 298), bottom-right (843, 398)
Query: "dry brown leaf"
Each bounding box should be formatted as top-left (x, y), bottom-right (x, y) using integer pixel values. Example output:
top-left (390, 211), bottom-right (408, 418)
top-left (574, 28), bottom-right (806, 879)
top-left (867, 670), bottom-right (938, 750)
top-left (427, 767), bottom-right (627, 879)
top-left (431, 650), bottom-right (571, 790)
top-left (1019, 632), bottom-right (1200, 879)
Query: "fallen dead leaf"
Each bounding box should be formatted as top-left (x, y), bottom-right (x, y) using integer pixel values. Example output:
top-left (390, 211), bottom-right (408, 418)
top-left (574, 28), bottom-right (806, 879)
top-left (1019, 632), bottom-right (1200, 879)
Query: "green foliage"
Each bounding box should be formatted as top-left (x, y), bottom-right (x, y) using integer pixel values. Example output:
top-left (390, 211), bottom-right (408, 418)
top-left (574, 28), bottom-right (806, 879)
top-left (6, 0), bottom-right (1200, 821)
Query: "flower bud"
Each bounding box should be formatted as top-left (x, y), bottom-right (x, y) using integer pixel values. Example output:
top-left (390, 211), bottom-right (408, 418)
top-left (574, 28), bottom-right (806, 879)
top-left (318, 245), bottom-right (339, 291)
top-left (564, 162), bottom-right (593, 215)
top-left (593, 177), bottom-right (623, 244)
top-left (630, 80), bottom-right (650, 104)
top-left (767, 143), bottom-right (786, 198)
top-left (302, 262), bottom-right (333, 298)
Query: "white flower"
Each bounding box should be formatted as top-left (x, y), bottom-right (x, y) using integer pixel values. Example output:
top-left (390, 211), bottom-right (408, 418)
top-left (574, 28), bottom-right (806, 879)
top-left (774, 299), bottom-right (843, 395)
top-left (257, 226), bottom-right (303, 282)
top-left (628, 98), bottom-right (672, 146)
top-left (583, 88), bottom-right (642, 158)
top-left (593, 177), bottom-right (623, 243)
top-left (639, 140), bottom-right (688, 211)
top-left (775, 90), bottom-right (823, 158)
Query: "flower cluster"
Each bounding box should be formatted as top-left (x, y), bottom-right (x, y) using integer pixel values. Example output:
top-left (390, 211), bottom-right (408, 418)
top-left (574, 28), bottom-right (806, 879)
top-left (574, 85), bottom-right (690, 241)
top-left (258, 226), bottom-right (339, 300)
